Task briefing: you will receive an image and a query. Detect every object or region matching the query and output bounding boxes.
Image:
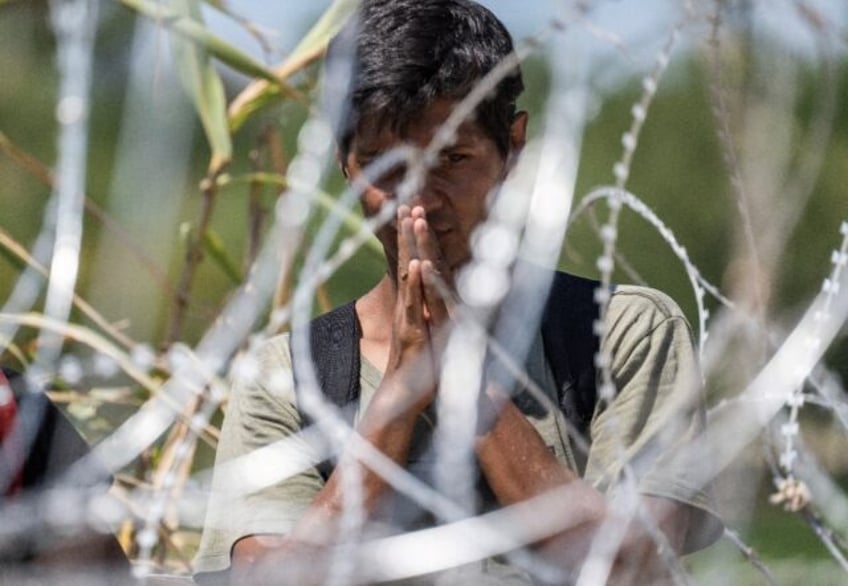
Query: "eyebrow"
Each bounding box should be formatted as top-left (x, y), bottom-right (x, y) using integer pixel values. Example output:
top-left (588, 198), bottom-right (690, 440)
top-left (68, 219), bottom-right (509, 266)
top-left (443, 138), bottom-right (475, 149)
top-left (353, 124), bottom-right (481, 159)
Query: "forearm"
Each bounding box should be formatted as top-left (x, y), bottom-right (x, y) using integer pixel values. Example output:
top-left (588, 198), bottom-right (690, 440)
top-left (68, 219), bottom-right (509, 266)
top-left (476, 391), bottom-right (586, 504)
top-left (290, 388), bottom-right (422, 539)
top-left (476, 391), bottom-right (606, 560)
top-left (475, 389), bottom-right (688, 579)
top-left (232, 382), bottom-right (424, 584)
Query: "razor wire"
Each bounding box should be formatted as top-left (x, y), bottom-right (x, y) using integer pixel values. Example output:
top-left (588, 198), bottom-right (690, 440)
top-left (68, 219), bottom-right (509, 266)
top-left (0, 0), bottom-right (847, 583)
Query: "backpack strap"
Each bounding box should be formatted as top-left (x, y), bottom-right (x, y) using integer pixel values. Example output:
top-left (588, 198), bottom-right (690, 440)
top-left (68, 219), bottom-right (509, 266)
top-left (291, 301), bottom-right (361, 481)
top-left (540, 271), bottom-right (603, 438)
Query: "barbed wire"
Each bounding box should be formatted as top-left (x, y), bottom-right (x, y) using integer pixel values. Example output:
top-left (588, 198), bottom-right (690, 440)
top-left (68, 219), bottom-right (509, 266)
top-left (1, 0), bottom-right (846, 583)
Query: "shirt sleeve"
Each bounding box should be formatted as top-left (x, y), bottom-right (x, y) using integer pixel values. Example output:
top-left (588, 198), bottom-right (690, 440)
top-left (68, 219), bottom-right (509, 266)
top-left (193, 335), bottom-right (325, 575)
top-left (583, 286), bottom-right (723, 552)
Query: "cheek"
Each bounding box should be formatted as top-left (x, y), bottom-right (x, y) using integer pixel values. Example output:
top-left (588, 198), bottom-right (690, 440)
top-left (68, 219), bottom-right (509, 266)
top-left (448, 172), bottom-right (500, 220)
top-left (359, 186), bottom-right (391, 218)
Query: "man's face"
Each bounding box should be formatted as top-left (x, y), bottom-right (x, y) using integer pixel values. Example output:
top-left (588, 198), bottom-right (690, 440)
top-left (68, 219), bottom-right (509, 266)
top-left (343, 98), bottom-right (527, 274)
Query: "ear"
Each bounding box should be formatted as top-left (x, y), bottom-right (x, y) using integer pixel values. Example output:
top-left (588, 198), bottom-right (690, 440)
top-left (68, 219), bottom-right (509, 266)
top-left (336, 147), bottom-right (350, 179)
top-left (506, 111), bottom-right (528, 171)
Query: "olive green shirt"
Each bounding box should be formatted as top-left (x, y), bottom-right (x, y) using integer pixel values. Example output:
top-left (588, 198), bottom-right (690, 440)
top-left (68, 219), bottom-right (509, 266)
top-left (195, 285), bottom-right (721, 581)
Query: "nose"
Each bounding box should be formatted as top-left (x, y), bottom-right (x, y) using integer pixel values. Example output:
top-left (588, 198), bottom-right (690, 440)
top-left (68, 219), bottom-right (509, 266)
top-left (404, 172), bottom-right (445, 215)
top-left (407, 191), bottom-right (440, 214)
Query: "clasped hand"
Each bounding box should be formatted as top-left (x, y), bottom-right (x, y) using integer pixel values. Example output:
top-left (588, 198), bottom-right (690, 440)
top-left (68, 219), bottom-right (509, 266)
top-left (382, 205), bottom-right (454, 412)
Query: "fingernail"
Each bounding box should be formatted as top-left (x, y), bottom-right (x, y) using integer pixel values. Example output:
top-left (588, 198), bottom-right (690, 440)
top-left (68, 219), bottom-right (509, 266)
top-left (421, 260), bottom-right (433, 283)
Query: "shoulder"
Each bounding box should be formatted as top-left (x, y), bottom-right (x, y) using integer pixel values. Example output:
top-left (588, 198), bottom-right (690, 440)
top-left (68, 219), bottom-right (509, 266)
top-left (601, 285), bottom-right (698, 386)
top-left (247, 333), bottom-right (295, 392)
top-left (605, 285), bottom-right (693, 347)
top-left (255, 333), bottom-right (293, 370)
top-left (608, 284), bottom-right (688, 323)
top-left (546, 271), bottom-right (685, 325)
top-left (226, 333), bottom-right (297, 420)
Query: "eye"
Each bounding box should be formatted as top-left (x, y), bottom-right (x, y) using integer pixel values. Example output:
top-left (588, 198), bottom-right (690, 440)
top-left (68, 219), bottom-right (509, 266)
top-left (443, 151), bottom-right (469, 165)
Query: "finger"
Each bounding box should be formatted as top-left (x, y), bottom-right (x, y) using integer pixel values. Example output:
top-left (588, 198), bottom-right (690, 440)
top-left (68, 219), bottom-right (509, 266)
top-left (402, 258), bottom-right (439, 396)
top-left (422, 259), bottom-right (450, 325)
top-left (401, 218), bottom-right (421, 260)
top-left (413, 217), bottom-right (438, 261)
top-left (404, 258), bottom-right (426, 328)
top-left (412, 213), bottom-right (452, 288)
top-left (396, 205), bottom-right (415, 282)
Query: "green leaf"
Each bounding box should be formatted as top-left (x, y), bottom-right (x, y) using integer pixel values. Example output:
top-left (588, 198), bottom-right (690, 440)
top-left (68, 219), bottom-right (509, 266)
top-left (202, 229), bottom-right (243, 284)
top-left (228, 0), bottom-right (361, 131)
top-left (0, 241), bottom-right (27, 272)
top-left (291, 0), bottom-right (360, 65)
top-left (120, 0), bottom-right (303, 173)
top-left (167, 0), bottom-right (232, 174)
top-left (120, 0), bottom-right (289, 85)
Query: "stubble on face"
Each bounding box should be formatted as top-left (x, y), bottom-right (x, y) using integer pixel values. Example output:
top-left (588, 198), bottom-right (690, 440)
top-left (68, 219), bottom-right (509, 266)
top-left (344, 98), bottom-right (522, 278)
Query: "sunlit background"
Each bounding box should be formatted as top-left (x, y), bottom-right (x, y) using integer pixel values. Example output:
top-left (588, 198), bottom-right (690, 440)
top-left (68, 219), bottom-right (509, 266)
top-left (1, 0), bottom-right (847, 582)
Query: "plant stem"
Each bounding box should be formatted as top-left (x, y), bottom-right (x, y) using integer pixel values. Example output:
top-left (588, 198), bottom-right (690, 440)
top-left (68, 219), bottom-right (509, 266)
top-left (164, 175), bottom-right (218, 347)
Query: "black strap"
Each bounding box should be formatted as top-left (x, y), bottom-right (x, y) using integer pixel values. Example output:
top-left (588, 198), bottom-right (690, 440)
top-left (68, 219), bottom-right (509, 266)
top-left (291, 302), bottom-right (361, 480)
top-left (539, 271), bottom-right (602, 438)
top-left (301, 301), bottom-right (362, 409)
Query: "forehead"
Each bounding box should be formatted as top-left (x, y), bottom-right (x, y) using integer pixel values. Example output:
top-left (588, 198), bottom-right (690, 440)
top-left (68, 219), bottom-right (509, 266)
top-left (350, 98), bottom-right (491, 154)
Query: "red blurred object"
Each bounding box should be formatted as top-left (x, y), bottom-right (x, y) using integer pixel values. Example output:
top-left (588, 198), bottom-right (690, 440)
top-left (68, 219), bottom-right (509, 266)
top-left (0, 369), bottom-right (23, 496)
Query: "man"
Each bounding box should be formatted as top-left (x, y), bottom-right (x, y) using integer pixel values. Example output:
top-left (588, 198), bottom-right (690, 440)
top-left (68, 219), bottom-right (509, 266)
top-left (195, 1), bottom-right (721, 583)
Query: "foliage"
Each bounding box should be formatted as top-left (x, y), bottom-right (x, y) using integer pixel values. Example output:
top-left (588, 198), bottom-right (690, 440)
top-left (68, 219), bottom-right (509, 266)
top-left (0, 0), bottom-right (846, 581)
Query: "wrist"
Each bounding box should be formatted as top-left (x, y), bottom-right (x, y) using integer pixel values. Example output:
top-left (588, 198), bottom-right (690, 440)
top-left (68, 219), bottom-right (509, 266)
top-left (367, 378), bottom-right (431, 426)
top-left (475, 385), bottom-right (508, 438)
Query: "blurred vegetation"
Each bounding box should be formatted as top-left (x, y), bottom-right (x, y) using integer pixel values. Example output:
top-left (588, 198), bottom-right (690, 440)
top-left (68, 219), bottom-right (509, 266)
top-left (1, 0), bottom-right (846, 579)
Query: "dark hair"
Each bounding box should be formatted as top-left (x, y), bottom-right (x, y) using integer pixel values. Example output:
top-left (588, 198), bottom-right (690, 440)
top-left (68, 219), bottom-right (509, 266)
top-left (325, 0), bottom-right (524, 159)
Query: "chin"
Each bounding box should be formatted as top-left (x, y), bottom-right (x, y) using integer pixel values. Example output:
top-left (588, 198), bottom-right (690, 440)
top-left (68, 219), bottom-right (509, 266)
top-left (449, 255), bottom-right (472, 275)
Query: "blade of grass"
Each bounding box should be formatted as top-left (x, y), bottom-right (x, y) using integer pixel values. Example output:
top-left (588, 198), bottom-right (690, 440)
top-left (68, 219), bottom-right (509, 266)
top-left (0, 312), bottom-right (158, 392)
top-left (164, 178), bottom-right (218, 346)
top-left (119, 0), bottom-right (295, 89)
top-left (0, 228), bottom-right (138, 350)
top-left (0, 335), bottom-right (29, 369)
top-left (228, 0), bottom-right (361, 131)
top-left (245, 129), bottom-right (273, 268)
top-left (0, 312), bottom-right (220, 446)
top-left (0, 130), bottom-right (54, 185)
top-left (202, 229), bottom-right (243, 285)
top-left (168, 0), bottom-right (232, 174)
top-left (0, 243), bottom-right (26, 273)
top-left (119, 0), bottom-right (306, 172)
top-left (199, 0), bottom-right (276, 59)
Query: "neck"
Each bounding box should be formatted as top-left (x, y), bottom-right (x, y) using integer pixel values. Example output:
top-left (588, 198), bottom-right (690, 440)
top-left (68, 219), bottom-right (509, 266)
top-left (356, 273), bottom-right (397, 344)
top-left (355, 274), bottom-right (398, 373)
